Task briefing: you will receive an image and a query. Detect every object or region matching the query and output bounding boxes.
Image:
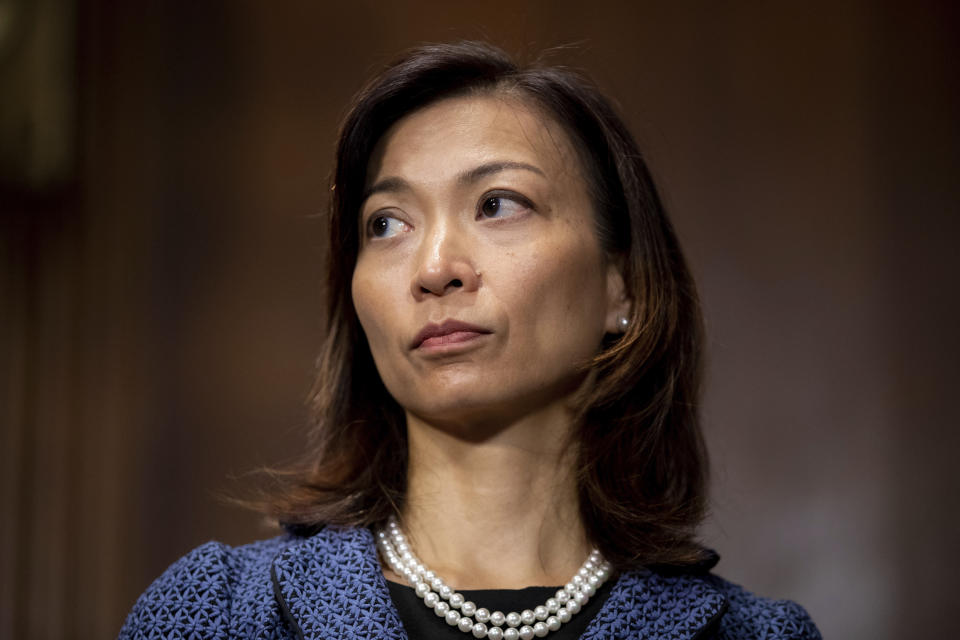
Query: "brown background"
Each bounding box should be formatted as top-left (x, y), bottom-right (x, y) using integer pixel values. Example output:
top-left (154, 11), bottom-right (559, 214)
top-left (2, 1), bottom-right (958, 638)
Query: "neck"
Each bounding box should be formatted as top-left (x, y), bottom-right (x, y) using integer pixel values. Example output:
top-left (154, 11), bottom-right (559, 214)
top-left (395, 402), bottom-right (590, 590)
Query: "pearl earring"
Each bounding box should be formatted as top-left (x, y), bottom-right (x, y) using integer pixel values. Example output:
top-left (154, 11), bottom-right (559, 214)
top-left (618, 315), bottom-right (630, 332)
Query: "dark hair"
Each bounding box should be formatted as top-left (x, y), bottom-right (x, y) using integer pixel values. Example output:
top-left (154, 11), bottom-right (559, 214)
top-left (268, 41), bottom-right (709, 570)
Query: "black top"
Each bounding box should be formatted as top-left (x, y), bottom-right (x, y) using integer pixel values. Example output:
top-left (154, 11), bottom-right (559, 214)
top-left (386, 579), bottom-right (614, 640)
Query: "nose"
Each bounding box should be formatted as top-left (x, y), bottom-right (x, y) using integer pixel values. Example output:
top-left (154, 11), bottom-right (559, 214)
top-left (412, 219), bottom-right (480, 299)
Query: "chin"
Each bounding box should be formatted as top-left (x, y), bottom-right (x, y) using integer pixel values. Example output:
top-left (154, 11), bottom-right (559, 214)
top-left (405, 388), bottom-right (510, 427)
top-left (398, 375), bottom-right (585, 434)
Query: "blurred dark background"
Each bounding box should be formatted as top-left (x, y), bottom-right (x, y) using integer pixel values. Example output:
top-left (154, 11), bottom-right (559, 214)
top-left (2, 1), bottom-right (958, 638)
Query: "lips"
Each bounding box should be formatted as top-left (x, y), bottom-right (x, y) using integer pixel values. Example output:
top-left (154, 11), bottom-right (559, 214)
top-left (410, 320), bottom-right (492, 350)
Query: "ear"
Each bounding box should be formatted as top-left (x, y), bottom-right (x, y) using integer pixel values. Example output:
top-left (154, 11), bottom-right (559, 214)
top-left (604, 260), bottom-right (631, 334)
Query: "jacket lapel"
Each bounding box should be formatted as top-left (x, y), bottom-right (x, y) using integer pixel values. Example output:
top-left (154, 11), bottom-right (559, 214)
top-left (580, 568), bottom-right (727, 640)
top-left (271, 527), bottom-right (407, 640)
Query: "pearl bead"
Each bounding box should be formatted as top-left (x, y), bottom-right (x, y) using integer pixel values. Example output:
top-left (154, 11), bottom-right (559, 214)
top-left (439, 585), bottom-right (453, 599)
top-left (462, 601), bottom-right (477, 617)
top-left (578, 567), bottom-right (590, 578)
top-left (476, 608), bottom-right (490, 623)
top-left (505, 612), bottom-right (521, 628)
top-left (415, 582), bottom-right (430, 598)
top-left (533, 606), bottom-right (548, 621)
top-left (472, 622), bottom-right (488, 638)
top-left (564, 582), bottom-right (577, 594)
top-left (487, 627), bottom-right (504, 640)
top-left (424, 570), bottom-right (436, 581)
top-left (533, 622), bottom-right (549, 637)
top-left (458, 617), bottom-right (474, 633)
top-left (518, 626), bottom-right (535, 640)
top-left (446, 610), bottom-right (461, 626)
top-left (557, 608), bottom-right (571, 623)
top-left (424, 592), bottom-right (439, 608)
top-left (520, 609), bottom-right (536, 625)
top-left (546, 616), bottom-right (561, 631)
top-left (555, 590), bottom-right (569, 604)
top-left (572, 575), bottom-right (584, 586)
top-left (566, 599), bottom-right (581, 614)
top-left (583, 583), bottom-right (596, 597)
top-left (435, 602), bottom-right (450, 616)
top-left (503, 629), bottom-right (520, 640)
top-left (546, 598), bottom-right (559, 614)
top-left (431, 577), bottom-right (444, 591)
top-left (574, 591), bottom-right (588, 605)
top-left (449, 593), bottom-right (465, 608)
top-left (587, 574), bottom-right (599, 587)
top-left (490, 611), bottom-right (506, 627)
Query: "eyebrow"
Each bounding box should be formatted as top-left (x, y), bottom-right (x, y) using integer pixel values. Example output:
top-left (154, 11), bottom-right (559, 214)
top-left (362, 161), bottom-right (546, 202)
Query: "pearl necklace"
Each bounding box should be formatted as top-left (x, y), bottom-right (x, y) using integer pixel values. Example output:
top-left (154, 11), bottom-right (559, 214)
top-left (375, 516), bottom-right (612, 640)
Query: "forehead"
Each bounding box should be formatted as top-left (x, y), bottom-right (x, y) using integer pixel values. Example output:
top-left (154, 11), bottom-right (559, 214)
top-left (365, 94), bottom-right (583, 185)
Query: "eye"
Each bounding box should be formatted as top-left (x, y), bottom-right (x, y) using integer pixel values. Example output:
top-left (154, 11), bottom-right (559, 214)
top-left (478, 192), bottom-right (533, 220)
top-left (366, 213), bottom-right (409, 239)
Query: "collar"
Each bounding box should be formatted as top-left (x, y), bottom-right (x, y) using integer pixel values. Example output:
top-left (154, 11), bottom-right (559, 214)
top-left (271, 527), bottom-right (727, 640)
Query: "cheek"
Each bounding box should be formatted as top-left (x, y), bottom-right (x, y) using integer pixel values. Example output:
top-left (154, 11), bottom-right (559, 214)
top-left (507, 236), bottom-right (609, 347)
top-left (351, 265), bottom-right (391, 350)
top-left (351, 265), bottom-right (412, 401)
top-left (351, 270), bottom-right (369, 330)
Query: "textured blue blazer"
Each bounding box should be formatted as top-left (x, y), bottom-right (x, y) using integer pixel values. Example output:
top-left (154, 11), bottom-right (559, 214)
top-left (118, 526), bottom-right (821, 639)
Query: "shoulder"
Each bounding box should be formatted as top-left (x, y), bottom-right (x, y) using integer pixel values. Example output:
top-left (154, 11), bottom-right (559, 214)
top-left (586, 564), bottom-right (821, 640)
top-left (118, 535), bottom-right (297, 640)
top-left (702, 574), bottom-right (822, 640)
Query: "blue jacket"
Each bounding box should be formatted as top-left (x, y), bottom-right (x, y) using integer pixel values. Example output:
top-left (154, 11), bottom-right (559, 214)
top-left (119, 526), bottom-right (821, 639)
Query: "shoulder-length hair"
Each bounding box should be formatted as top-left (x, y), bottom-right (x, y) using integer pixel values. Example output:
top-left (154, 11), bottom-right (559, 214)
top-left (269, 41), bottom-right (709, 569)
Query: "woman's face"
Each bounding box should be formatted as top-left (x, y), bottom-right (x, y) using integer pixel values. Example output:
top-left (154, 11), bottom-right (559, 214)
top-left (351, 94), bottom-right (627, 428)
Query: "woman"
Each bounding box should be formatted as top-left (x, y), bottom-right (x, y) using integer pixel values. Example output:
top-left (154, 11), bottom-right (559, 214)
top-left (120, 42), bottom-right (820, 640)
